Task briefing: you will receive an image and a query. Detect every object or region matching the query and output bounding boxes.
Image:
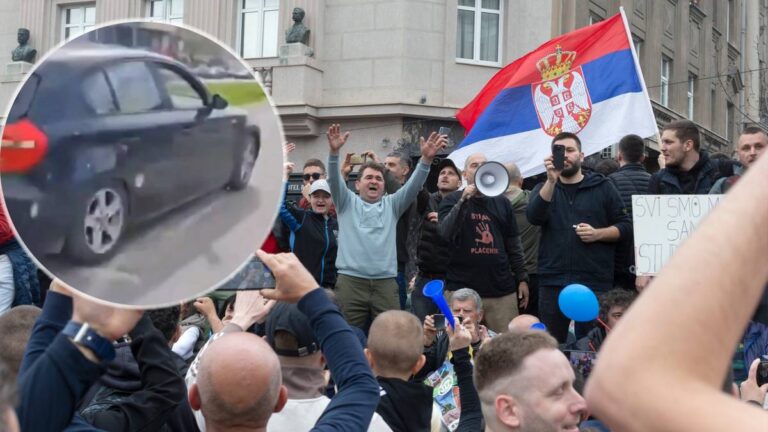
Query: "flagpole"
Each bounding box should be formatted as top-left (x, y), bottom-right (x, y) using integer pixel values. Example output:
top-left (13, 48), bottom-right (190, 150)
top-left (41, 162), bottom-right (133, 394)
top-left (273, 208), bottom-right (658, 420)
top-left (619, 7), bottom-right (663, 166)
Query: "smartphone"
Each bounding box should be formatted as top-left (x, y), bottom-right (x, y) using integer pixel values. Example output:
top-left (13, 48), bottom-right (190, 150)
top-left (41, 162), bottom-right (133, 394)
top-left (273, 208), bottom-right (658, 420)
top-left (349, 153), bottom-right (367, 165)
top-left (757, 359), bottom-right (768, 387)
top-left (553, 144), bottom-right (566, 170)
top-left (217, 256), bottom-right (276, 290)
top-left (438, 126), bottom-right (451, 137)
top-left (457, 315), bottom-right (464, 325)
top-left (433, 314), bottom-right (446, 331)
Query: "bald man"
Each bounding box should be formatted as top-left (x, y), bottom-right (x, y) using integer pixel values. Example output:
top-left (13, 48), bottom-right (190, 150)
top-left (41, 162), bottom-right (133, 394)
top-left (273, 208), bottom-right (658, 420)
top-left (190, 333), bottom-right (287, 429)
top-left (507, 314), bottom-right (541, 332)
top-left (189, 251), bottom-right (380, 431)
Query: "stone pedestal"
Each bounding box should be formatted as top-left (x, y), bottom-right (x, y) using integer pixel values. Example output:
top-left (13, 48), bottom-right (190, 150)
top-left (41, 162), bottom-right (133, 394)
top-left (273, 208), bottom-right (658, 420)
top-left (278, 43), bottom-right (314, 64)
top-left (5, 61), bottom-right (33, 75)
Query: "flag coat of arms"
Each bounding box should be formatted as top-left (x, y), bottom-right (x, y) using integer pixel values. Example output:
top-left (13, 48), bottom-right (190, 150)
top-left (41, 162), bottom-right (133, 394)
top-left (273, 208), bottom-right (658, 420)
top-left (453, 10), bottom-right (657, 178)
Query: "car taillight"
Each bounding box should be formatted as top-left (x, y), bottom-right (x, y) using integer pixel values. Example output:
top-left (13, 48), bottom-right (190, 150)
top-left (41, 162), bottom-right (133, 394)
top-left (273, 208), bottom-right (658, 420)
top-left (1, 118), bottom-right (48, 173)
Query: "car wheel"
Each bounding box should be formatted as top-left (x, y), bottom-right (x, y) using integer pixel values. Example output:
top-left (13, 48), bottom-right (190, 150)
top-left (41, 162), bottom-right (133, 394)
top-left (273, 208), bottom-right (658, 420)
top-left (64, 184), bottom-right (127, 264)
top-left (226, 134), bottom-right (258, 191)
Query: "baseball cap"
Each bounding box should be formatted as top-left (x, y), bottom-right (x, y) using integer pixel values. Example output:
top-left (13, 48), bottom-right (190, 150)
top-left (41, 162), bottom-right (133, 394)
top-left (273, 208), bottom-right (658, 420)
top-left (265, 302), bottom-right (320, 357)
top-left (309, 179), bottom-right (332, 195)
top-left (437, 158), bottom-right (461, 176)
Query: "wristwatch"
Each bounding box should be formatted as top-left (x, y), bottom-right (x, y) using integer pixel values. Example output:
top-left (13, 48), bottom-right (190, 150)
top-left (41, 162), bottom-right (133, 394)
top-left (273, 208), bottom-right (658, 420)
top-left (62, 321), bottom-right (116, 362)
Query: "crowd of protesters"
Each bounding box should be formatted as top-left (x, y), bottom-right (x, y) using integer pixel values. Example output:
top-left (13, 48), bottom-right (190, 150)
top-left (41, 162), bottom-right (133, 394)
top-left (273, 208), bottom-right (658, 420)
top-left (0, 119), bottom-right (766, 431)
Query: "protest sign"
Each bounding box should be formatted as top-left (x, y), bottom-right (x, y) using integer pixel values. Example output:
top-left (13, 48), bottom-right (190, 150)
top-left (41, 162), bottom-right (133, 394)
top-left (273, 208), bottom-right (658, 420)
top-left (633, 194), bottom-right (722, 275)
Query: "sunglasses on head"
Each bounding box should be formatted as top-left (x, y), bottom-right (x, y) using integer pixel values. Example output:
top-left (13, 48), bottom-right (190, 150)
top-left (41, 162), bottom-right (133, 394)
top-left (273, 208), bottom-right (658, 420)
top-left (303, 173), bottom-right (322, 181)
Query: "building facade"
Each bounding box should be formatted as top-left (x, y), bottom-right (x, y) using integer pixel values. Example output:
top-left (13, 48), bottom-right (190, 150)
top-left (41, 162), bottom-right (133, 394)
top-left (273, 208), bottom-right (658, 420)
top-left (1, 0), bottom-right (766, 166)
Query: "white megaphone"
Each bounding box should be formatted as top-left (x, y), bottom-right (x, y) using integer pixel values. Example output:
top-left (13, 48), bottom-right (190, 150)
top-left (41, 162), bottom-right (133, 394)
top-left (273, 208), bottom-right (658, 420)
top-left (474, 161), bottom-right (510, 197)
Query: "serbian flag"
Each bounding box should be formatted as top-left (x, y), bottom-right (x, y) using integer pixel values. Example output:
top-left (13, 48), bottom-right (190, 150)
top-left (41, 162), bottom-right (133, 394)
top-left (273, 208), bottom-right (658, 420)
top-left (453, 9), bottom-right (656, 177)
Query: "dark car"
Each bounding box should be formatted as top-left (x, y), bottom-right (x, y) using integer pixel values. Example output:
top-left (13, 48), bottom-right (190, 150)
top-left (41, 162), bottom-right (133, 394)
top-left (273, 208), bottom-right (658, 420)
top-left (1, 43), bottom-right (260, 263)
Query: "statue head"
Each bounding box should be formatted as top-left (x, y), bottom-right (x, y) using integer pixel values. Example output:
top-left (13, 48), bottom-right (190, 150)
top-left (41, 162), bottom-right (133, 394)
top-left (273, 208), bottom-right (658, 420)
top-left (17, 28), bottom-right (30, 45)
top-left (292, 7), bottom-right (305, 23)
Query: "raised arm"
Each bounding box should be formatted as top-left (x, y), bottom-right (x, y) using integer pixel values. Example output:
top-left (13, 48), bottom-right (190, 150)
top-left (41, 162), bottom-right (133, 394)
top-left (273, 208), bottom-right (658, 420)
top-left (390, 133), bottom-right (447, 216)
top-left (584, 152), bottom-right (768, 431)
top-left (326, 124), bottom-right (354, 212)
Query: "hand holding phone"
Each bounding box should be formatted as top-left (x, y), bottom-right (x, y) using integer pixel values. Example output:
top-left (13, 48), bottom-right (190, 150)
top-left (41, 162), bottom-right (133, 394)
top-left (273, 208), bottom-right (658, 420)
top-left (553, 144), bottom-right (565, 171)
top-left (434, 314), bottom-right (446, 331)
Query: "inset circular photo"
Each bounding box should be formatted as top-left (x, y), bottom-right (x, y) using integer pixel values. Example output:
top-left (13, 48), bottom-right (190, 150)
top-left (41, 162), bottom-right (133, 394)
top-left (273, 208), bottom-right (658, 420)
top-left (1, 21), bottom-right (284, 307)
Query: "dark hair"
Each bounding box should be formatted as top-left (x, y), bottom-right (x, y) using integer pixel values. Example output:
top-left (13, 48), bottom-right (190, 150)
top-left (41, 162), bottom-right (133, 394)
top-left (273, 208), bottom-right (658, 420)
top-left (618, 134), bottom-right (646, 164)
top-left (662, 120), bottom-right (700, 151)
top-left (594, 158), bottom-right (619, 176)
top-left (219, 294), bottom-right (237, 320)
top-left (598, 289), bottom-right (636, 324)
top-left (147, 306), bottom-right (181, 343)
top-left (303, 158), bottom-right (326, 174)
top-left (742, 125), bottom-right (767, 137)
top-left (357, 161), bottom-right (386, 177)
top-left (386, 151), bottom-right (411, 170)
top-left (552, 131), bottom-right (582, 151)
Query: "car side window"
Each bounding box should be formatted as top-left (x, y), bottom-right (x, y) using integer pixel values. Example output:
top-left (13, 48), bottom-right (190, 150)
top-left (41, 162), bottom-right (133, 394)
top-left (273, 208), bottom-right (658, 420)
top-left (155, 66), bottom-right (206, 110)
top-left (82, 70), bottom-right (118, 115)
top-left (105, 61), bottom-right (163, 114)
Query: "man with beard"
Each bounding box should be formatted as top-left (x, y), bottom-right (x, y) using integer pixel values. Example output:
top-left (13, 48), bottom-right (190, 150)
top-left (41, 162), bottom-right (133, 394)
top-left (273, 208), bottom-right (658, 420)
top-left (439, 153), bottom-right (529, 333)
top-left (527, 132), bottom-right (631, 343)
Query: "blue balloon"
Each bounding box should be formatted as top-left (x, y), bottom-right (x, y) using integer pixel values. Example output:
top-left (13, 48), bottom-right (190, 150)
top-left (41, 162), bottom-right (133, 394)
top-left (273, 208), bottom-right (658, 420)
top-left (558, 284), bottom-right (599, 322)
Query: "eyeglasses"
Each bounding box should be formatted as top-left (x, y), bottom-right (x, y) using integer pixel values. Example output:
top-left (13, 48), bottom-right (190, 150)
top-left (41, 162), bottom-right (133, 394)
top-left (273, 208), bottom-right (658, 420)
top-left (303, 173), bottom-right (322, 181)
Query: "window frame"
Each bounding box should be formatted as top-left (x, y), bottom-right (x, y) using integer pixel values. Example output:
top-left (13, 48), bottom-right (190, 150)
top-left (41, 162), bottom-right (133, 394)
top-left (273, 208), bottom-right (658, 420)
top-left (146, 0), bottom-right (185, 24)
top-left (103, 60), bottom-right (165, 115)
top-left (61, 3), bottom-right (96, 42)
top-left (455, 0), bottom-right (504, 67)
top-left (237, 0), bottom-right (280, 59)
top-left (687, 73), bottom-right (696, 120)
top-left (151, 63), bottom-right (209, 111)
top-left (660, 55), bottom-right (672, 107)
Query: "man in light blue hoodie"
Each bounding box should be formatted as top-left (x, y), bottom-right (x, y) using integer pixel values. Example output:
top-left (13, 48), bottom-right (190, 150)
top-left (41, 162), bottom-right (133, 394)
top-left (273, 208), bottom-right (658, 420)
top-left (326, 124), bottom-right (446, 329)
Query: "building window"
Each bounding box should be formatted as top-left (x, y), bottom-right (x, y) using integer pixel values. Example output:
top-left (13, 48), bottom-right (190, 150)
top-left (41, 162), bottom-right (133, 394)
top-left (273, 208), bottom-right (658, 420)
top-left (632, 36), bottom-right (642, 60)
top-left (687, 73), bottom-right (696, 120)
top-left (600, 144), bottom-right (615, 159)
top-left (147, 0), bottom-right (184, 24)
top-left (727, 0), bottom-right (734, 42)
top-left (660, 56), bottom-right (671, 107)
top-left (456, 0), bottom-right (502, 65)
top-left (62, 4), bottom-right (96, 41)
top-left (711, 85), bottom-right (717, 130)
top-left (589, 13), bottom-right (604, 25)
top-left (726, 102), bottom-right (734, 142)
top-left (240, 0), bottom-right (279, 58)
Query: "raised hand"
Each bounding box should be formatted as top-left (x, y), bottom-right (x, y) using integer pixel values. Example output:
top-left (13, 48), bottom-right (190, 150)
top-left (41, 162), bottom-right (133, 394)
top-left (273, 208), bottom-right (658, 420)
top-left (256, 250), bottom-right (320, 303)
top-left (327, 124), bottom-right (350, 154)
top-left (420, 132), bottom-right (447, 164)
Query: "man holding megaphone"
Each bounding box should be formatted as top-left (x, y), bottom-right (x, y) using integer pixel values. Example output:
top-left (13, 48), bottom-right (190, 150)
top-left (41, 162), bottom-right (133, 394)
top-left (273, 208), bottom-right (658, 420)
top-left (438, 152), bottom-right (529, 334)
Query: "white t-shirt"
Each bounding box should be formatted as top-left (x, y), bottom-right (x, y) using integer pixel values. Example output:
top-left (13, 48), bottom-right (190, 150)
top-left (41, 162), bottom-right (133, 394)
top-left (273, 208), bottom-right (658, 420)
top-left (267, 396), bottom-right (392, 432)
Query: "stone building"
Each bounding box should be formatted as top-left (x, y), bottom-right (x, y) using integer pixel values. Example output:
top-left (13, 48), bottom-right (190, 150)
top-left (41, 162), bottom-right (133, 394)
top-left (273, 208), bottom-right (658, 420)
top-left (1, 0), bottom-right (766, 165)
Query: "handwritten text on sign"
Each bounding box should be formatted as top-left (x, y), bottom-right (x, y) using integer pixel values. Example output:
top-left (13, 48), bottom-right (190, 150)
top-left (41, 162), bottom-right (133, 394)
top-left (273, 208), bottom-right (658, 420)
top-left (632, 194), bottom-right (722, 275)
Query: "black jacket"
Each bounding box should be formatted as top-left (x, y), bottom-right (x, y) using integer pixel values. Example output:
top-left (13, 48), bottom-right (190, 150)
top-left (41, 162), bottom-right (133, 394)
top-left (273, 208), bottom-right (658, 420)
top-left (79, 316), bottom-right (197, 432)
top-left (415, 191), bottom-right (451, 276)
top-left (527, 172), bottom-right (631, 291)
top-left (439, 191), bottom-right (528, 297)
top-left (647, 151), bottom-right (720, 195)
top-left (608, 163), bottom-right (651, 278)
top-left (376, 377), bottom-right (433, 432)
top-left (279, 205), bottom-right (338, 288)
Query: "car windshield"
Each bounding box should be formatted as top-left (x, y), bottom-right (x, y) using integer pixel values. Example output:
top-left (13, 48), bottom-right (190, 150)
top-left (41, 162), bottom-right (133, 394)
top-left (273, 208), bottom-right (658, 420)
top-left (7, 74), bottom-right (40, 122)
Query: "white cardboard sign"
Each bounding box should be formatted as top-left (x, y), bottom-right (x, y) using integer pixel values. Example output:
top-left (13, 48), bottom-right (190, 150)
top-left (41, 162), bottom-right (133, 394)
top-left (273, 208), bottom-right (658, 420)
top-left (632, 194), bottom-right (722, 275)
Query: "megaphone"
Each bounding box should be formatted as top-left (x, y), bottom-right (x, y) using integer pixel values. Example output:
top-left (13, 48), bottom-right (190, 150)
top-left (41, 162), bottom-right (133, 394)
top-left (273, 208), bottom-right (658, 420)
top-left (474, 161), bottom-right (510, 197)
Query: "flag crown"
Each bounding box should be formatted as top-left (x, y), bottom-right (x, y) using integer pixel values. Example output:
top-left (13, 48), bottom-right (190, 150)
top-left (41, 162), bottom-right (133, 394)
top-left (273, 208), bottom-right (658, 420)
top-left (536, 45), bottom-right (576, 81)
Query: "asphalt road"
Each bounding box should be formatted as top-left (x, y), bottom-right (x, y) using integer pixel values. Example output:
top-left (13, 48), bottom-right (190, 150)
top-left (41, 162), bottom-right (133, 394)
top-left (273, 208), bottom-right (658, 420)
top-left (40, 102), bottom-right (285, 307)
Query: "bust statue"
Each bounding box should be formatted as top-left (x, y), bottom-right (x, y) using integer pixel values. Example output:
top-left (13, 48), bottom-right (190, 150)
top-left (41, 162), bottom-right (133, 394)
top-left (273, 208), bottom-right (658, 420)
top-left (11, 28), bottom-right (37, 63)
top-left (285, 7), bottom-right (310, 45)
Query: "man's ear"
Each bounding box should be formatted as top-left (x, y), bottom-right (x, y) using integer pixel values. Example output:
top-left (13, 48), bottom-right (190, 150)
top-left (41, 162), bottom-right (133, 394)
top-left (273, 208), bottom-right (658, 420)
top-left (364, 348), bottom-right (375, 370)
top-left (274, 385), bottom-right (289, 413)
top-left (496, 394), bottom-right (522, 428)
top-left (355, 179), bottom-right (361, 192)
top-left (684, 139), bottom-right (695, 151)
top-left (189, 384), bottom-right (201, 411)
top-left (411, 354), bottom-right (426, 376)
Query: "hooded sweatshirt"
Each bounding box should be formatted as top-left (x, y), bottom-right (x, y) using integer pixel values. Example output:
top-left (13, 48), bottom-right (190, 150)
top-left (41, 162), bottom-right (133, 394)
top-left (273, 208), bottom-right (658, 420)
top-left (376, 377), bottom-right (433, 432)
